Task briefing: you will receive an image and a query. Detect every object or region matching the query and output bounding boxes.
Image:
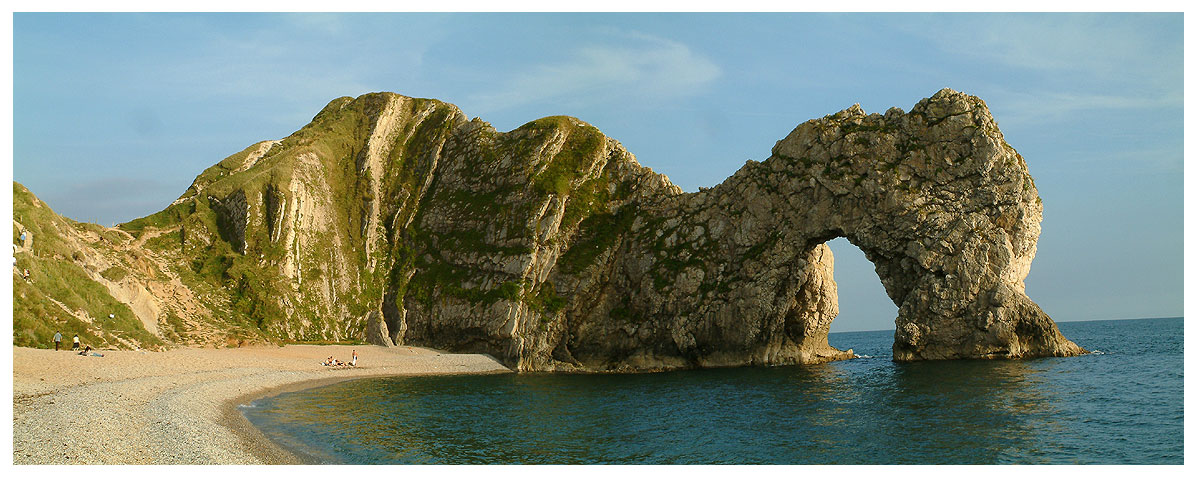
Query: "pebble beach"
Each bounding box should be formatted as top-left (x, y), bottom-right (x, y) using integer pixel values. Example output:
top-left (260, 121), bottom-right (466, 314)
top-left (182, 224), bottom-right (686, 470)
top-left (12, 344), bottom-right (511, 464)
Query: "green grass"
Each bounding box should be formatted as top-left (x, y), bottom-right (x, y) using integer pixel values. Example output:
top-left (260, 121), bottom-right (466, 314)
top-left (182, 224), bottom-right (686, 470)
top-left (120, 201), bottom-right (190, 234)
top-left (529, 118), bottom-right (604, 196)
top-left (161, 310), bottom-right (186, 342)
top-left (13, 182), bottom-right (162, 349)
top-left (143, 95), bottom-right (462, 338)
top-left (99, 266), bottom-right (129, 282)
top-left (526, 281), bottom-right (566, 314)
top-left (16, 94), bottom-right (669, 349)
top-left (143, 229), bottom-right (183, 252)
top-left (282, 339), bottom-right (366, 346)
top-left (560, 175), bottom-right (611, 230)
top-left (13, 182), bottom-right (82, 260)
top-left (558, 205), bottom-right (637, 274)
top-left (405, 254), bottom-right (524, 306)
top-left (839, 121), bottom-right (895, 134)
top-left (13, 278), bottom-right (103, 349)
top-left (13, 256), bottom-right (161, 349)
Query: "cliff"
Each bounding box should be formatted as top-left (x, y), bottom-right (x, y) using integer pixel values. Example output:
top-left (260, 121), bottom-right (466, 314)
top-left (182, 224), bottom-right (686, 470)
top-left (11, 89), bottom-right (1085, 369)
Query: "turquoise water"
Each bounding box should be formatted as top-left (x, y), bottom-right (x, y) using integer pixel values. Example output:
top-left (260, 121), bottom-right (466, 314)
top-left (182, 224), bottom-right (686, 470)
top-left (241, 317), bottom-right (1183, 464)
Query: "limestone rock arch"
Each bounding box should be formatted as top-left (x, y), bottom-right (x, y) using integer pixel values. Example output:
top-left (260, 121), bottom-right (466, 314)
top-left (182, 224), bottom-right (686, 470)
top-left (523, 88), bottom-right (1086, 370)
top-left (623, 88), bottom-right (1085, 365)
top-left (769, 89), bottom-right (1085, 360)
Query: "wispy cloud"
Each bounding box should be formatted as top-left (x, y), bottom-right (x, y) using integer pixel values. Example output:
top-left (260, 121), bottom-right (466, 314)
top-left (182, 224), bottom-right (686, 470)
top-left (987, 89), bottom-right (1183, 126)
top-left (283, 13), bottom-right (348, 35)
top-left (882, 14), bottom-right (1182, 140)
top-left (106, 13), bottom-right (453, 105)
top-left (909, 14), bottom-right (1180, 80)
top-left (893, 14), bottom-right (1181, 117)
top-left (468, 31), bottom-right (721, 115)
top-left (161, 18), bottom-right (383, 99)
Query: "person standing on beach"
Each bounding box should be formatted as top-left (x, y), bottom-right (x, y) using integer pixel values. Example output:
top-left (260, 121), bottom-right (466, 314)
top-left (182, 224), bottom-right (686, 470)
top-left (72, 334), bottom-right (80, 351)
top-left (351, 350), bottom-right (358, 366)
top-left (53, 331), bottom-right (62, 351)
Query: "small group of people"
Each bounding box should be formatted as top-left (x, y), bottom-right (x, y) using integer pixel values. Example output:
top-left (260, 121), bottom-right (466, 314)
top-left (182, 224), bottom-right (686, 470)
top-left (321, 350), bottom-right (358, 368)
top-left (53, 331), bottom-right (102, 356)
top-left (53, 331), bottom-right (80, 351)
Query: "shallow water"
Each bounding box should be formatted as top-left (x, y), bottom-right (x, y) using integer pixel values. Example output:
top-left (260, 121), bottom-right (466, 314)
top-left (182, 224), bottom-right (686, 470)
top-left (242, 317), bottom-right (1183, 464)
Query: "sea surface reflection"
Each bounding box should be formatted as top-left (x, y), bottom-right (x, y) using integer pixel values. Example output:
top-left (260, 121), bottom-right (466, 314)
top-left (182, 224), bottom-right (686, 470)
top-left (243, 317), bottom-right (1182, 464)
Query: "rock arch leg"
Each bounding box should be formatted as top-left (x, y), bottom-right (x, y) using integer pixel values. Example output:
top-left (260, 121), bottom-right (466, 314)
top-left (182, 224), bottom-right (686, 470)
top-left (874, 220), bottom-right (1086, 360)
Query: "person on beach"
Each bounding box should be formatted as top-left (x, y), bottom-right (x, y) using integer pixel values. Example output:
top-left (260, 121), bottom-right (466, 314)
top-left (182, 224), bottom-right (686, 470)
top-left (53, 331), bottom-right (62, 351)
top-left (351, 350), bottom-right (358, 367)
top-left (72, 334), bottom-right (80, 351)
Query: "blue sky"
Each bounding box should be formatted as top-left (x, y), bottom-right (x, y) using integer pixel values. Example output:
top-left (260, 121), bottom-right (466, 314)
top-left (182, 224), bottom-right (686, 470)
top-left (11, 13), bottom-right (1183, 332)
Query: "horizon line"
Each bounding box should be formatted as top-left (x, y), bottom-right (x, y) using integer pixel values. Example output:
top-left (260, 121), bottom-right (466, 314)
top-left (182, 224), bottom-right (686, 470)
top-left (829, 315), bottom-right (1182, 334)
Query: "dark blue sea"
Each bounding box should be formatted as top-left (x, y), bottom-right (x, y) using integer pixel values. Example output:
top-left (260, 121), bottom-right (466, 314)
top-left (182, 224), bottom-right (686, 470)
top-left (241, 317), bottom-right (1183, 464)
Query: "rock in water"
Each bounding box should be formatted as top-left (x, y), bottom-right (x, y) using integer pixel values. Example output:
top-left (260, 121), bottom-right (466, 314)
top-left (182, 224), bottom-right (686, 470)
top-left (14, 88), bottom-right (1086, 369)
top-left (740, 89), bottom-right (1087, 362)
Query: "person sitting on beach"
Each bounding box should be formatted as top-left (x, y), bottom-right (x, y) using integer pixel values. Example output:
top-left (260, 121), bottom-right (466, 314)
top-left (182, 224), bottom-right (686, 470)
top-left (324, 356), bottom-right (346, 367)
top-left (77, 345), bottom-right (93, 356)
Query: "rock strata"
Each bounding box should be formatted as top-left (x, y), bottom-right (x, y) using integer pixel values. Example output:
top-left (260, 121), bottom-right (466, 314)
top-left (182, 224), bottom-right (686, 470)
top-left (13, 88), bottom-right (1085, 370)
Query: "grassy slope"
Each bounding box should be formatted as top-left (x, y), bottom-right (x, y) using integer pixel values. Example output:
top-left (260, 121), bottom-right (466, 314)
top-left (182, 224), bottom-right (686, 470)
top-left (114, 94), bottom-right (460, 342)
top-left (12, 183), bottom-right (162, 349)
top-left (14, 93), bottom-right (648, 351)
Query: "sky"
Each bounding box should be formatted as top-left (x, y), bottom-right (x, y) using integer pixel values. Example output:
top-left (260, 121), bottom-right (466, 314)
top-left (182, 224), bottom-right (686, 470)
top-left (10, 12), bottom-right (1184, 332)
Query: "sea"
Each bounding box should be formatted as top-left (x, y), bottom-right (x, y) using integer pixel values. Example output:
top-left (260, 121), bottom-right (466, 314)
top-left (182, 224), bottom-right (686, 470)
top-left (240, 317), bottom-right (1183, 465)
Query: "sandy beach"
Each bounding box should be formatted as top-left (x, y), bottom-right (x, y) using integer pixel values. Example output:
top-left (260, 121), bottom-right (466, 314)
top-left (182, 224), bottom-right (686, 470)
top-left (12, 344), bottom-right (511, 464)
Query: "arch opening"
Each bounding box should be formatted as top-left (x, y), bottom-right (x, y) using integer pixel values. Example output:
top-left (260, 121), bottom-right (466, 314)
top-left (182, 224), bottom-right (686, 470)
top-left (825, 237), bottom-right (899, 335)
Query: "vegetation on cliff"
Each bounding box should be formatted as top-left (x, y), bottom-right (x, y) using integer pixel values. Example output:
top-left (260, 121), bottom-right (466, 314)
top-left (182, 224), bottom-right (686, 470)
top-left (12, 89), bottom-right (1083, 371)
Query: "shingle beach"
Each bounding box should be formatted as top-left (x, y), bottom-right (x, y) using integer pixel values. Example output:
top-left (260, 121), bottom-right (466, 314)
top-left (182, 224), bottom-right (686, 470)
top-left (12, 344), bottom-right (511, 464)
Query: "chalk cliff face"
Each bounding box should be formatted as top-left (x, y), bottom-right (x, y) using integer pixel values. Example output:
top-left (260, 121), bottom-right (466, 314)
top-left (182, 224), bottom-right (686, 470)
top-left (12, 89), bottom-right (1085, 369)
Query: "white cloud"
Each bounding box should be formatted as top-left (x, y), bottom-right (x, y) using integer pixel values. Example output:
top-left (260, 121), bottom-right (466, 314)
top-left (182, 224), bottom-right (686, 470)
top-left (468, 32), bottom-right (721, 115)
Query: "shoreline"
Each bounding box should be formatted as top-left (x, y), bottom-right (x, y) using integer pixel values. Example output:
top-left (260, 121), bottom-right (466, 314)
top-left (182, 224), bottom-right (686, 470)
top-left (219, 375), bottom-right (353, 465)
top-left (13, 344), bottom-right (511, 464)
top-left (219, 371), bottom-right (509, 465)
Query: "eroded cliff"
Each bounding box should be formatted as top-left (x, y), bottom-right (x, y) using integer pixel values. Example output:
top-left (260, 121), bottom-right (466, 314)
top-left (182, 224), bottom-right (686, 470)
top-left (12, 89), bottom-right (1085, 369)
